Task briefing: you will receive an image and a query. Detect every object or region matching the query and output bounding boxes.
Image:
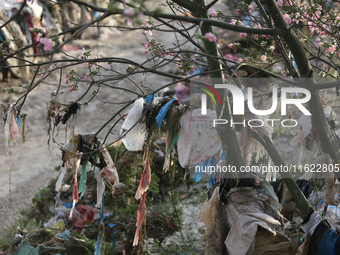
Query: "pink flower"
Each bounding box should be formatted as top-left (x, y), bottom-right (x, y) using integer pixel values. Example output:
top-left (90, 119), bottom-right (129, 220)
top-left (249, 5), bottom-right (254, 13)
top-left (239, 32), bottom-right (247, 38)
top-left (228, 43), bottom-right (233, 48)
top-left (254, 34), bottom-right (258, 40)
top-left (277, 0), bottom-right (283, 6)
top-left (83, 62), bottom-right (89, 66)
top-left (123, 8), bottom-right (133, 16)
top-left (205, 32), bottom-right (217, 42)
top-left (142, 19), bottom-right (148, 28)
top-left (326, 45), bottom-right (336, 54)
top-left (210, 9), bottom-right (217, 19)
top-left (84, 74), bottom-right (88, 81)
top-left (261, 55), bottom-right (267, 62)
top-left (39, 37), bottom-right (53, 51)
top-left (283, 14), bottom-right (291, 24)
top-left (269, 46), bottom-right (275, 51)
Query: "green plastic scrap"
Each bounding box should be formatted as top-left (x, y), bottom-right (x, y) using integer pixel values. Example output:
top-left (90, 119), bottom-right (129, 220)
top-left (10, 243), bottom-right (39, 255)
top-left (79, 159), bottom-right (88, 199)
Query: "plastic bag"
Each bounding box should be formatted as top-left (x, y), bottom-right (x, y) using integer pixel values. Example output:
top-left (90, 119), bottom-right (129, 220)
top-left (68, 205), bottom-right (98, 234)
top-left (120, 98), bottom-right (147, 151)
top-left (177, 109), bottom-right (221, 168)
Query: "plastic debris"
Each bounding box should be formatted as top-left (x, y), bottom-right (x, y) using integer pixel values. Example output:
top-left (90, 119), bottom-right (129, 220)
top-left (70, 154), bottom-right (82, 218)
top-left (4, 103), bottom-right (19, 153)
top-left (94, 233), bottom-right (102, 255)
top-left (67, 205), bottom-right (98, 234)
top-left (11, 242), bottom-right (39, 255)
top-left (225, 213), bottom-right (285, 255)
top-left (79, 160), bottom-right (88, 199)
top-left (177, 109), bottom-right (221, 168)
top-left (56, 230), bottom-right (71, 240)
top-left (155, 97), bottom-right (178, 128)
top-left (120, 98), bottom-right (147, 151)
top-left (135, 153), bottom-right (151, 200)
top-left (133, 192), bottom-right (146, 246)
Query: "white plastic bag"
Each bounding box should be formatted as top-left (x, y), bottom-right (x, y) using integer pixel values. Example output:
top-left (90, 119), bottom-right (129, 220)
top-left (177, 109), bottom-right (221, 168)
top-left (120, 98), bottom-right (147, 151)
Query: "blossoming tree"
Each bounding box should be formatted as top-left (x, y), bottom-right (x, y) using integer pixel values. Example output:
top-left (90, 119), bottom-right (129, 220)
top-left (2, 0), bottom-right (340, 252)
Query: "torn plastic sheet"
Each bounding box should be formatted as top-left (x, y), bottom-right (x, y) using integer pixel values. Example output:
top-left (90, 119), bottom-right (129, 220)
top-left (94, 233), bottom-right (102, 255)
top-left (155, 97), bottom-right (178, 128)
top-left (55, 164), bottom-right (68, 192)
top-left (144, 94), bottom-right (158, 103)
top-left (70, 154), bottom-right (82, 218)
top-left (133, 192), bottom-right (146, 246)
top-left (9, 242), bottom-right (39, 255)
top-left (99, 143), bottom-right (124, 188)
top-left (135, 153), bottom-right (151, 200)
top-left (96, 178), bottom-right (105, 208)
top-left (225, 212), bottom-right (282, 255)
top-left (120, 98), bottom-right (147, 151)
top-left (67, 205), bottom-right (98, 234)
top-left (56, 230), bottom-right (71, 240)
top-left (79, 160), bottom-right (88, 199)
top-left (4, 103), bottom-right (19, 153)
top-left (108, 224), bottom-right (117, 247)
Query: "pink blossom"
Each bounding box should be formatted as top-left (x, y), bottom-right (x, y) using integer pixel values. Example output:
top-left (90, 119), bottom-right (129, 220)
top-left (39, 37), bottom-right (53, 51)
top-left (317, 42), bottom-right (323, 47)
top-left (123, 8), bottom-right (133, 16)
top-left (239, 32), bottom-right (247, 38)
top-left (84, 74), bottom-right (88, 81)
top-left (224, 54), bottom-right (239, 61)
top-left (92, 62), bottom-right (99, 69)
top-left (277, 0), bottom-right (283, 6)
top-left (249, 5), bottom-right (254, 13)
top-left (254, 34), bottom-right (258, 40)
top-left (142, 19), bottom-right (148, 28)
top-left (228, 43), bottom-right (233, 48)
top-left (205, 32), bottom-right (217, 42)
top-left (269, 46), bottom-right (275, 51)
top-left (326, 45), bottom-right (336, 54)
top-left (261, 55), bottom-right (267, 62)
top-left (283, 14), bottom-right (291, 24)
top-left (210, 9), bottom-right (217, 19)
top-left (308, 21), bottom-right (318, 35)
